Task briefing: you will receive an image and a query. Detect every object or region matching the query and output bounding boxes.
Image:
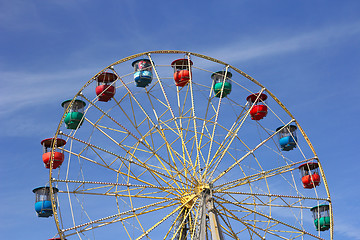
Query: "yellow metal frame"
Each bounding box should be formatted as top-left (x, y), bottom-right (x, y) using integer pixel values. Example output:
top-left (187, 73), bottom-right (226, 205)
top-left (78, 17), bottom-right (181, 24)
top-left (48, 50), bottom-right (332, 240)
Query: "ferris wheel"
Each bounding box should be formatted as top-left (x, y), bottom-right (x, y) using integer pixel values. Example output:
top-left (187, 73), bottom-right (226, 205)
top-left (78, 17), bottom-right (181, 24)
top-left (36, 50), bottom-right (333, 240)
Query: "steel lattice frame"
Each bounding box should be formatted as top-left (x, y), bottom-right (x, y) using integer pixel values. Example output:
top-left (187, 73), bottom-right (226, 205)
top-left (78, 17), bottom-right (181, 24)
top-left (48, 50), bottom-right (333, 240)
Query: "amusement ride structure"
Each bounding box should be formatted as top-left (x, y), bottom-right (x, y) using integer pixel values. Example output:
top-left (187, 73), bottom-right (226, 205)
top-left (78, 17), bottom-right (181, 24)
top-left (33, 50), bottom-right (333, 240)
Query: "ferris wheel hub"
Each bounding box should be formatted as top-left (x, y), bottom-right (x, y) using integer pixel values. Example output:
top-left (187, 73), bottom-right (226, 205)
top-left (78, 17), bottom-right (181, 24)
top-left (180, 193), bottom-right (196, 209)
top-left (194, 182), bottom-right (210, 195)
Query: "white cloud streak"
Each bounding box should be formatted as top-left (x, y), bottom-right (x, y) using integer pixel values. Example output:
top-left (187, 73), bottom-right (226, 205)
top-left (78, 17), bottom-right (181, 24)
top-left (2, 21), bottom-right (360, 125)
top-left (335, 219), bottom-right (360, 239)
top-left (206, 21), bottom-right (360, 63)
top-left (0, 68), bottom-right (93, 117)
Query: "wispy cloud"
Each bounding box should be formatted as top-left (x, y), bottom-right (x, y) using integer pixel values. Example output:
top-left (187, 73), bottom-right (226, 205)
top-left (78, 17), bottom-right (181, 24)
top-left (0, 68), bottom-right (93, 117)
top-left (206, 21), bottom-right (360, 63)
top-left (0, 67), bottom-right (97, 137)
top-left (335, 219), bottom-right (360, 239)
top-left (0, 0), bottom-right (87, 32)
top-left (2, 20), bottom-right (360, 135)
top-left (0, 1), bottom-right (43, 31)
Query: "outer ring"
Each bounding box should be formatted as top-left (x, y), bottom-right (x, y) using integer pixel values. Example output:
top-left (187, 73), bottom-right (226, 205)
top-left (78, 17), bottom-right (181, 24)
top-left (49, 50), bottom-right (333, 240)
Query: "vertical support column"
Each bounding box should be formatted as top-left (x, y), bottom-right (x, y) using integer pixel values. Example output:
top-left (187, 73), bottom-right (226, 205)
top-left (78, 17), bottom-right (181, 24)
top-left (175, 208), bottom-right (189, 240)
top-left (205, 189), bottom-right (224, 240)
top-left (197, 191), bottom-right (207, 240)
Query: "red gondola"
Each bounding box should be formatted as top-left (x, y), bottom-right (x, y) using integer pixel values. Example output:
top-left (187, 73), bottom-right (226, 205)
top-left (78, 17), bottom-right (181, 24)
top-left (171, 59), bottom-right (193, 87)
top-left (246, 93), bottom-right (268, 120)
top-left (95, 71), bottom-right (117, 102)
top-left (299, 162), bottom-right (321, 189)
top-left (41, 138), bottom-right (66, 169)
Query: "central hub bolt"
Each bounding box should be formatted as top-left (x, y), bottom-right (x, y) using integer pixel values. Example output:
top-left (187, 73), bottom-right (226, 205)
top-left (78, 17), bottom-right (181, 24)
top-left (180, 194), bottom-right (196, 209)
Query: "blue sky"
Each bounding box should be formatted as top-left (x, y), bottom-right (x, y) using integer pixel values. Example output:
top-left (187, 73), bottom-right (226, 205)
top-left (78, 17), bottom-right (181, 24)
top-left (1, 0), bottom-right (360, 239)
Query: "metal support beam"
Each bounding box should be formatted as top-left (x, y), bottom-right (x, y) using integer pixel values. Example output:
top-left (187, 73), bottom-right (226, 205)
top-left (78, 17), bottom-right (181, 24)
top-left (197, 191), bottom-right (207, 240)
top-left (205, 189), bottom-right (224, 240)
top-left (175, 208), bottom-right (189, 240)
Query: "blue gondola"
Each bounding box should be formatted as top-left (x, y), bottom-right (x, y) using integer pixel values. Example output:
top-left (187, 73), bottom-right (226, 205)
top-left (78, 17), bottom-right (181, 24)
top-left (276, 125), bottom-right (298, 151)
top-left (132, 59), bottom-right (153, 87)
top-left (32, 186), bottom-right (58, 218)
